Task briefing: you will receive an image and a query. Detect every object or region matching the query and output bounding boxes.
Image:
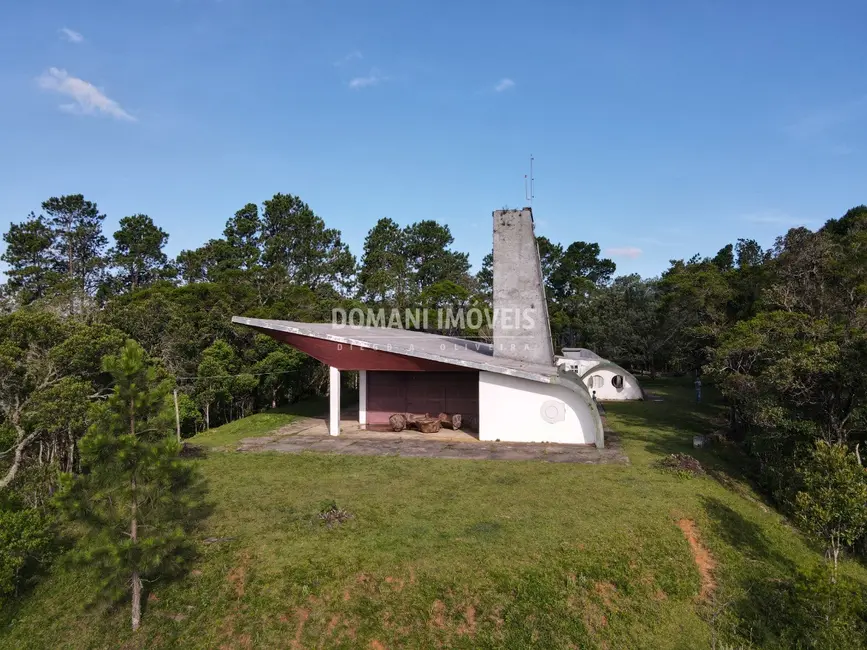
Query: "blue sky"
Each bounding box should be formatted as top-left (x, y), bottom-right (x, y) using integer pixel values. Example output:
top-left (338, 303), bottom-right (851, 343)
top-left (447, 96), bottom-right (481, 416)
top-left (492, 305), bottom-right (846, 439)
top-left (1, 0), bottom-right (865, 279)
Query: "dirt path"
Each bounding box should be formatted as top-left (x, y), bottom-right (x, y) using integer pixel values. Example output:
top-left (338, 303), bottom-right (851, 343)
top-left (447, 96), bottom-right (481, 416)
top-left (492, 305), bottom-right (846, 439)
top-left (676, 518), bottom-right (716, 601)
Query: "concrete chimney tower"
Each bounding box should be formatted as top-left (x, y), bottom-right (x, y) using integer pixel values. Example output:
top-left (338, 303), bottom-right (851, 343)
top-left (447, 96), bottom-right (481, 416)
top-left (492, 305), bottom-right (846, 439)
top-left (492, 208), bottom-right (555, 366)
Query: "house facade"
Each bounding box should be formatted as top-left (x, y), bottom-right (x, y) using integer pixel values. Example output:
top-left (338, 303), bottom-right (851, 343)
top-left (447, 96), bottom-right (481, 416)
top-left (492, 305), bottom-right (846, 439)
top-left (234, 208), bottom-right (616, 447)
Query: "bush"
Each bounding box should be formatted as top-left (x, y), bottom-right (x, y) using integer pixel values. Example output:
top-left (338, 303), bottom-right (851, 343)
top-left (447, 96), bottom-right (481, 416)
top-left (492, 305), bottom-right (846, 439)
top-left (794, 441), bottom-right (867, 577)
top-left (0, 507), bottom-right (54, 602)
top-left (317, 500), bottom-right (353, 528)
top-left (656, 453), bottom-right (705, 478)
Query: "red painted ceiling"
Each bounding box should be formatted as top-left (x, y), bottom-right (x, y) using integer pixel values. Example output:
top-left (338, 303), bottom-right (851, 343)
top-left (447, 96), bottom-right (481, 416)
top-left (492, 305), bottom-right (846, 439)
top-left (259, 330), bottom-right (475, 372)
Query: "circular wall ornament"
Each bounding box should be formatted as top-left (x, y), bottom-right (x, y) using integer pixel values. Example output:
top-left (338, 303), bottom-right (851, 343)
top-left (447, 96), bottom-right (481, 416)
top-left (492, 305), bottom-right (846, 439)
top-left (540, 400), bottom-right (565, 424)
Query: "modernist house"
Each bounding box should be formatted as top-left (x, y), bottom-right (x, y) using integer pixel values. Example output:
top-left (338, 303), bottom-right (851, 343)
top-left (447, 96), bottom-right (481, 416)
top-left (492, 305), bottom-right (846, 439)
top-left (556, 349), bottom-right (645, 401)
top-left (233, 208), bottom-right (609, 447)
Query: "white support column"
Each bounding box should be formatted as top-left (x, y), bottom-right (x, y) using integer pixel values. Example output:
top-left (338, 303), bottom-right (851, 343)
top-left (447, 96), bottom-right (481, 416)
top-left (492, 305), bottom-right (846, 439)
top-left (358, 370), bottom-right (367, 429)
top-left (329, 366), bottom-right (341, 436)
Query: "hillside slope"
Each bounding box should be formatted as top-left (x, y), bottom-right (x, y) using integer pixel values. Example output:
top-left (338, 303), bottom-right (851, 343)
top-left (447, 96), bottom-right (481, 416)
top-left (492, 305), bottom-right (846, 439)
top-left (2, 379), bottom-right (864, 649)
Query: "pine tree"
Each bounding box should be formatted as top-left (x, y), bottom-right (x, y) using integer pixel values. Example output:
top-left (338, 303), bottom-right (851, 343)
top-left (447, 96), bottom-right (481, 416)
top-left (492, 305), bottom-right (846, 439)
top-left (224, 202), bottom-right (262, 271)
top-left (109, 214), bottom-right (169, 291)
top-left (41, 194), bottom-right (108, 295)
top-left (261, 193), bottom-right (357, 292)
top-left (358, 217), bottom-right (409, 306)
top-left (1, 214), bottom-right (61, 304)
top-left (57, 340), bottom-right (205, 631)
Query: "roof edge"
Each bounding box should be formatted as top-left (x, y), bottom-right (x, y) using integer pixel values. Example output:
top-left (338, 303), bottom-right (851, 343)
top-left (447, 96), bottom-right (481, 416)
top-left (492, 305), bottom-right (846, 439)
top-left (232, 316), bottom-right (558, 384)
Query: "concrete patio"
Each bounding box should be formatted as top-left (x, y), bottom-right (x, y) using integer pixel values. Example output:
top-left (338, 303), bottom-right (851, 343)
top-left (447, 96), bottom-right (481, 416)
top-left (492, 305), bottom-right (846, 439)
top-left (234, 409), bottom-right (629, 464)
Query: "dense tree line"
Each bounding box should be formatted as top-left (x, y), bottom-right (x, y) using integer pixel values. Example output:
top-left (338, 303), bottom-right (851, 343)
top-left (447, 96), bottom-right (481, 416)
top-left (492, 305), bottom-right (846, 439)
top-left (1, 193), bottom-right (866, 637)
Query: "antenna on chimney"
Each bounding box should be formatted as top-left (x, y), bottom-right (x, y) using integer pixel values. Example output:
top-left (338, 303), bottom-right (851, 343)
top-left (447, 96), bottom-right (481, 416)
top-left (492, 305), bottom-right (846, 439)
top-left (524, 154), bottom-right (535, 207)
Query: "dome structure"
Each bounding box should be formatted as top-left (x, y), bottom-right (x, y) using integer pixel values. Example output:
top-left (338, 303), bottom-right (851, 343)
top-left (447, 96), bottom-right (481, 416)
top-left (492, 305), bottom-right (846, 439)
top-left (557, 348), bottom-right (644, 401)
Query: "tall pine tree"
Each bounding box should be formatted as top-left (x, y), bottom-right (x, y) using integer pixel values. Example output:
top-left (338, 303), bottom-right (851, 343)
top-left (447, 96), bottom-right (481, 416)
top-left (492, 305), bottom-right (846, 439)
top-left (109, 214), bottom-right (169, 291)
top-left (58, 340), bottom-right (204, 631)
top-left (358, 217), bottom-right (409, 307)
top-left (42, 194), bottom-right (108, 295)
top-left (1, 213), bottom-right (61, 304)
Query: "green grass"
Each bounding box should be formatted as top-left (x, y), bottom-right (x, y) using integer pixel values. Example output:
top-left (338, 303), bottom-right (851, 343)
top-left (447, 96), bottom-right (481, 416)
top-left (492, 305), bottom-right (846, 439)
top-left (186, 390), bottom-right (357, 449)
top-left (2, 379), bottom-right (865, 649)
top-left (186, 410), bottom-right (300, 449)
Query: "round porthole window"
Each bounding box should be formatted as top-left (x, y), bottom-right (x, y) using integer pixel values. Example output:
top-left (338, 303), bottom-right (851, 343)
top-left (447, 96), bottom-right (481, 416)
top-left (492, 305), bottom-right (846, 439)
top-left (612, 375), bottom-right (624, 389)
top-left (588, 375), bottom-right (604, 389)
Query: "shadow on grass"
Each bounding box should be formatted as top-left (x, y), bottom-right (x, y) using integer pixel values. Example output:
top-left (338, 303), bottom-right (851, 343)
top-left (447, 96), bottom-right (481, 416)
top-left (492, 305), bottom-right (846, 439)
top-left (701, 497), bottom-right (867, 648)
top-left (606, 378), bottom-right (726, 449)
top-left (701, 495), bottom-right (794, 573)
top-left (606, 377), bottom-right (765, 496)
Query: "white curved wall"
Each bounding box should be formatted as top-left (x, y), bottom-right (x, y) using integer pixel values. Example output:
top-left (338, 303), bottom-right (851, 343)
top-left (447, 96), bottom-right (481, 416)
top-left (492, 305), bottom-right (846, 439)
top-left (556, 357), bottom-right (597, 375)
top-left (583, 367), bottom-right (643, 401)
top-left (478, 371), bottom-right (600, 445)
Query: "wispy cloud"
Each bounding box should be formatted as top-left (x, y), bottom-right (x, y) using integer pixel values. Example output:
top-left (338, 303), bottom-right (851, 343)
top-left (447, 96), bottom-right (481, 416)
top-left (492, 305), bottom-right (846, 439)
top-left (59, 27), bottom-right (84, 43)
top-left (348, 69), bottom-right (385, 90)
top-left (494, 78), bottom-right (515, 92)
top-left (334, 50), bottom-right (362, 66)
top-left (605, 246), bottom-right (642, 259)
top-left (37, 68), bottom-right (135, 121)
top-left (740, 210), bottom-right (816, 227)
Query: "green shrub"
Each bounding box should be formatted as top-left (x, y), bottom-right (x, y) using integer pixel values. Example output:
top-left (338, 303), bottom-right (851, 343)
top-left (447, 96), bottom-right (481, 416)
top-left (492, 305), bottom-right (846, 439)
top-left (0, 507), bottom-right (54, 602)
top-left (655, 453), bottom-right (705, 478)
top-left (794, 441), bottom-right (867, 578)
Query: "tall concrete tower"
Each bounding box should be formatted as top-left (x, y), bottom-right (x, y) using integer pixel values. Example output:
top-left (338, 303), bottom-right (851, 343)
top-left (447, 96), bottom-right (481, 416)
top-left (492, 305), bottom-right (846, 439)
top-left (492, 208), bottom-right (555, 366)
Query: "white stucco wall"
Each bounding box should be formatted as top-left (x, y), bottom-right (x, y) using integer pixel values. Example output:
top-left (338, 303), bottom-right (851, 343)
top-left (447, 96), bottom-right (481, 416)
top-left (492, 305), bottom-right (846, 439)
top-left (478, 371), bottom-right (600, 445)
top-left (582, 367), bottom-right (643, 401)
top-left (557, 358), bottom-right (643, 401)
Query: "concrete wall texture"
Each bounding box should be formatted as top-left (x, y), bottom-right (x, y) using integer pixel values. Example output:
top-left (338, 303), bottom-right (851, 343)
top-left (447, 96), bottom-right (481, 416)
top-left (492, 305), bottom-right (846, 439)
top-left (478, 372), bottom-right (600, 445)
top-left (492, 208), bottom-right (555, 366)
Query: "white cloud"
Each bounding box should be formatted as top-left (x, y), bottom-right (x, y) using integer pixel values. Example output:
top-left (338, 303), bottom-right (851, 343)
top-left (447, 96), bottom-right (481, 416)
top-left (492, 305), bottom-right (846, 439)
top-left (605, 246), bottom-right (642, 259)
top-left (349, 69), bottom-right (384, 90)
top-left (334, 50), bottom-right (362, 66)
top-left (36, 68), bottom-right (135, 121)
top-left (494, 78), bottom-right (515, 92)
top-left (59, 27), bottom-right (84, 43)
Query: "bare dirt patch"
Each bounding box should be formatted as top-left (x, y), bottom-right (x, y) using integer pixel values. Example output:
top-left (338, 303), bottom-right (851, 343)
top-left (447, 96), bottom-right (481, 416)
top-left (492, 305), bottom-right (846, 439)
top-left (566, 581), bottom-right (617, 635)
top-left (593, 581), bottom-right (617, 608)
top-left (489, 606), bottom-right (504, 630)
top-left (429, 600), bottom-right (446, 629)
top-left (285, 607), bottom-right (309, 650)
top-left (227, 551), bottom-right (250, 598)
top-left (457, 604), bottom-right (477, 637)
top-left (676, 518), bottom-right (716, 600)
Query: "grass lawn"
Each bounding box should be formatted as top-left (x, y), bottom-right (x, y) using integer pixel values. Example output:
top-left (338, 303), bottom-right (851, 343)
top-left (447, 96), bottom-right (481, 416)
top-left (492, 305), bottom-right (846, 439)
top-left (2, 379), bottom-right (865, 649)
top-left (186, 390), bottom-right (357, 449)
